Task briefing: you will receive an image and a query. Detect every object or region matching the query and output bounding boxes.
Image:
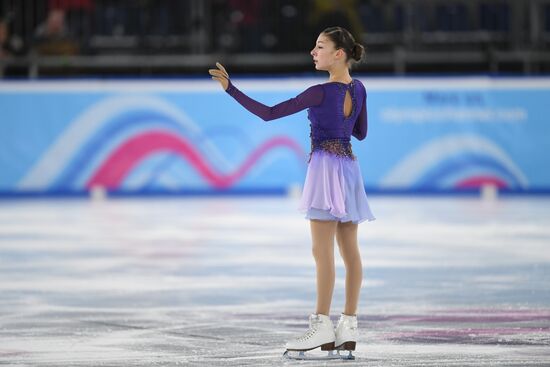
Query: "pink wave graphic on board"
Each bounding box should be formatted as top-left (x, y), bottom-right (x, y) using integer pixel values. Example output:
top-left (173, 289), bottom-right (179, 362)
top-left (455, 176), bottom-right (508, 189)
top-left (86, 130), bottom-right (305, 189)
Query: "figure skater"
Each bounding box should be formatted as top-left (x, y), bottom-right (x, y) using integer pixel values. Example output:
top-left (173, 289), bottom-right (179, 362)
top-left (209, 26), bottom-right (375, 360)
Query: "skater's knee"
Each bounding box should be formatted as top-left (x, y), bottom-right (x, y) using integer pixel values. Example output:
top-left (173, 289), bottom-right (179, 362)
top-left (312, 243), bottom-right (333, 262)
top-left (311, 245), bottom-right (329, 261)
top-left (336, 237), bottom-right (361, 266)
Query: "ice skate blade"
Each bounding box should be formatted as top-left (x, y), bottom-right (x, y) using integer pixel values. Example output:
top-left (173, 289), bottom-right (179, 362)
top-left (283, 350), bottom-right (355, 361)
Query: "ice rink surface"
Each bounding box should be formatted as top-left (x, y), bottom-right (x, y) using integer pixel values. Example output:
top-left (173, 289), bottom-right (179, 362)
top-left (1, 195), bottom-right (549, 366)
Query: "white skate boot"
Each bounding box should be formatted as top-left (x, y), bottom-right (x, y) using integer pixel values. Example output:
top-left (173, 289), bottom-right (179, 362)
top-left (283, 314), bottom-right (338, 360)
top-left (334, 313), bottom-right (358, 359)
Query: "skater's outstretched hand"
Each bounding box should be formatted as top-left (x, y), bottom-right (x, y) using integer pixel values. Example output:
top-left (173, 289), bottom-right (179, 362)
top-left (208, 62), bottom-right (230, 91)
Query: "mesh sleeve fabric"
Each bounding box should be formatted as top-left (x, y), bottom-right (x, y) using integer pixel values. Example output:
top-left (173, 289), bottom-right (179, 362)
top-left (225, 80), bottom-right (324, 121)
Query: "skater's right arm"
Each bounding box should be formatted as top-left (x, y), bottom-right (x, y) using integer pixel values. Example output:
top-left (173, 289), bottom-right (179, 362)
top-left (352, 82), bottom-right (368, 141)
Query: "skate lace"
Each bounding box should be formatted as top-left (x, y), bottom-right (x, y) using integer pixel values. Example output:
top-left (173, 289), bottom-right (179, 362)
top-left (295, 315), bottom-right (324, 342)
top-left (297, 326), bottom-right (318, 341)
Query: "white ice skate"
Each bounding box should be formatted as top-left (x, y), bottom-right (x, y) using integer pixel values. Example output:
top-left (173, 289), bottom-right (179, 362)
top-left (283, 314), bottom-right (353, 361)
top-left (334, 313), bottom-right (358, 360)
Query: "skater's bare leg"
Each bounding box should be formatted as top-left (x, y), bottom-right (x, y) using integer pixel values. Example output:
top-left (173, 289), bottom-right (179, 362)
top-left (310, 219), bottom-right (338, 316)
top-left (336, 221), bottom-right (362, 316)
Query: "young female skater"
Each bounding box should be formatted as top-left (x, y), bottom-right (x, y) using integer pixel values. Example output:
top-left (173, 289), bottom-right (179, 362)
top-left (209, 26), bottom-right (375, 359)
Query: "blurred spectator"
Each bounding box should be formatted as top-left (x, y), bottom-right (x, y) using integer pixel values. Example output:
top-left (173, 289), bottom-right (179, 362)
top-left (49, 0), bottom-right (94, 49)
top-left (0, 18), bottom-right (12, 58)
top-left (309, 0), bottom-right (364, 41)
top-left (33, 9), bottom-right (79, 55)
top-left (0, 15), bottom-right (25, 58)
top-left (0, 15), bottom-right (26, 77)
top-left (228, 0), bottom-right (264, 52)
top-left (0, 18), bottom-right (11, 58)
top-left (211, 0), bottom-right (234, 52)
top-left (0, 15), bottom-right (24, 59)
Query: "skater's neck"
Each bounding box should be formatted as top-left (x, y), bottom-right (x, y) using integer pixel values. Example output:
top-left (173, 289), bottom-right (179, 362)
top-left (327, 68), bottom-right (352, 84)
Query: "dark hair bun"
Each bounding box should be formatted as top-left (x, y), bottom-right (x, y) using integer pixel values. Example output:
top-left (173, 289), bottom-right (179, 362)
top-left (351, 43), bottom-right (365, 62)
top-left (322, 26), bottom-right (366, 66)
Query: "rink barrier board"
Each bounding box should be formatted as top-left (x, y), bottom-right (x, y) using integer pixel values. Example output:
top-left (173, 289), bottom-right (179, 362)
top-left (1, 77), bottom-right (549, 196)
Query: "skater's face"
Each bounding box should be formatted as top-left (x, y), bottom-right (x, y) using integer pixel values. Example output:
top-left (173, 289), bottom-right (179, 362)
top-left (310, 33), bottom-right (346, 71)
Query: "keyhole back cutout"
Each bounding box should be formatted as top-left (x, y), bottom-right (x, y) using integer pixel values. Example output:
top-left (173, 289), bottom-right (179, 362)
top-left (343, 90), bottom-right (353, 118)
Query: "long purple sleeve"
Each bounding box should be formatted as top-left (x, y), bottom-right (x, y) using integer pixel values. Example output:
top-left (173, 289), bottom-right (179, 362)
top-left (225, 80), bottom-right (324, 121)
top-left (352, 91), bottom-right (367, 140)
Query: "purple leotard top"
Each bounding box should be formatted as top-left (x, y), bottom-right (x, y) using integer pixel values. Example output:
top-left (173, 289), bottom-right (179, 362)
top-left (225, 79), bottom-right (367, 159)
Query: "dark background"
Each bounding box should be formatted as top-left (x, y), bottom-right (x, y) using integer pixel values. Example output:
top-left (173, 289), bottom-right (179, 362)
top-left (1, 0), bottom-right (550, 77)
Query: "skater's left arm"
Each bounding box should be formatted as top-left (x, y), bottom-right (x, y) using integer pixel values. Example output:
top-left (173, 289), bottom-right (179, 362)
top-left (225, 82), bottom-right (323, 121)
top-left (352, 88), bottom-right (368, 141)
top-left (209, 62), bottom-right (324, 122)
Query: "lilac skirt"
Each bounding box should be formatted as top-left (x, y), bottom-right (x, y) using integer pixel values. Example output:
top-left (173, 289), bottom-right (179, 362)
top-left (299, 150), bottom-right (376, 224)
